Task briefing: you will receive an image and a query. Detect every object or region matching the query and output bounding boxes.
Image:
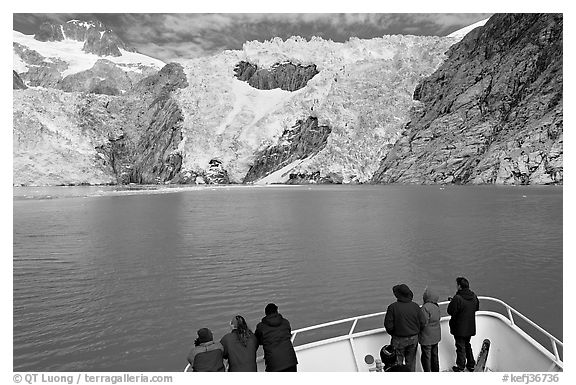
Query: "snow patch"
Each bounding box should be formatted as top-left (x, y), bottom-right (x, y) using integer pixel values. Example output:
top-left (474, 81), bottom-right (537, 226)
top-left (13, 52), bottom-right (28, 73)
top-left (67, 20), bottom-right (95, 29)
top-left (447, 18), bottom-right (490, 39)
top-left (13, 30), bottom-right (165, 77)
top-left (254, 158), bottom-right (309, 184)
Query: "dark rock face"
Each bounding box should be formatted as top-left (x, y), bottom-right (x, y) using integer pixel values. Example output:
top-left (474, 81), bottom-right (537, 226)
top-left (13, 42), bottom-right (45, 65)
top-left (371, 13), bottom-right (563, 185)
top-left (13, 71), bottom-right (27, 89)
top-left (243, 117), bottom-right (331, 183)
top-left (34, 19), bottom-right (130, 57)
top-left (205, 159), bottom-right (231, 184)
top-left (286, 171), bottom-right (343, 184)
top-left (132, 62), bottom-right (189, 95)
top-left (22, 64), bottom-right (63, 88)
top-left (83, 29), bottom-right (121, 57)
top-left (95, 63), bottom-right (189, 184)
top-left (58, 59), bottom-right (133, 95)
top-left (34, 22), bottom-right (65, 42)
top-left (234, 61), bottom-right (319, 91)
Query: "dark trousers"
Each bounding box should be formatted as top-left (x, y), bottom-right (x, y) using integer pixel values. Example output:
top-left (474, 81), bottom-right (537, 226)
top-left (420, 343), bottom-right (439, 372)
top-left (277, 365), bottom-right (297, 372)
top-left (394, 342), bottom-right (418, 372)
top-left (455, 336), bottom-right (475, 370)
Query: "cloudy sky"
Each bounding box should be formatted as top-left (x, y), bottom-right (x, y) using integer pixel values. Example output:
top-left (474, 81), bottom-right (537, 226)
top-left (13, 13), bottom-right (492, 62)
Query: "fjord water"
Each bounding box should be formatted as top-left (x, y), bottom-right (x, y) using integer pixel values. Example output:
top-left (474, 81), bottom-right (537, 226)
top-left (13, 185), bottom-right (562, 371)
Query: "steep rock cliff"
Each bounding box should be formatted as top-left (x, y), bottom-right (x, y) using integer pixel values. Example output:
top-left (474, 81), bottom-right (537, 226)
top-left (243, 117), bottom-right (331, 183)
top-left (13, 63), bottom-right (191, 186)
top-left (234, 61), bottom-right (319, 91)
top-left (95, 63), bottom-right (189, 184)
top-left (371, 13), bottom-right (563, 185)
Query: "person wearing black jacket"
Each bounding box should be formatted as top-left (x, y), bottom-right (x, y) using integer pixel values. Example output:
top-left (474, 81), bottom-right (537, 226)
top-left (384, 284), bottom-right (427, 372)
top-left (255, 303), bottom-right (298, 372)
top-left (447, 277), bottom-right (480, 372)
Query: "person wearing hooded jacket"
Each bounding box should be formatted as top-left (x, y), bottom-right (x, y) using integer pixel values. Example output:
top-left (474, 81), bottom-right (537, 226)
top-left (447, 276), bottom-right (480, 372)
top-left (255, 303), bottom-right (298, 372)
top-left (187, 328), bottom-right (225, 372)
top-left (419, 287), bottom-right (441, 372)
top-left (384, 284), bottom-right (427, 372)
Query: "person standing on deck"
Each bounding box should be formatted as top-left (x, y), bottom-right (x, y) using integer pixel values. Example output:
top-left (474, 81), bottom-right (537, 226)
top-left (419, 287), bottom-right (442, 372)
top-left (384, 284), bottom-right (427, 372)
top-left (447, 277), bottom-right (480, 372)
top-left (255, 303), bottom-right (298, 372)
top-left (187, 328), bottom-right (225, 372)
top-left (220, 315), bottom-right (258, 371)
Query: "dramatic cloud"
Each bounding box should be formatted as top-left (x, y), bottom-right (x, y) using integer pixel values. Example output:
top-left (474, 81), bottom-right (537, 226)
top-left (13, 13), bottom-right (492, 62)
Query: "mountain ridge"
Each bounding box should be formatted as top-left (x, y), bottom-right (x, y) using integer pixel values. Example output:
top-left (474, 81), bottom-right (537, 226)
top-left (13, 20), bottom-right (164, 94)
top-left (371, 13), bottom-right (563, 185)
top-left (13, 15), bottom-right (563, 186)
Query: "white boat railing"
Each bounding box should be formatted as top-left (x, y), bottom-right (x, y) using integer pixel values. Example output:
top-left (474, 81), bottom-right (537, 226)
top-left (289, 296), bottom-right (562, 362)
top-left (475, 296), bottom-right (563, 365)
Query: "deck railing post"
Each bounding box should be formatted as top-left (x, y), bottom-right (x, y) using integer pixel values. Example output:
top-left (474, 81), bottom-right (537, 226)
top-left (506, 307), bottom-right (515, 326)
top-left (550, 338), bottom-right (560, 362)
top-left (349, 319), bottom-right (358, 335)
top-left (291, 332), bottom-right (297, 343)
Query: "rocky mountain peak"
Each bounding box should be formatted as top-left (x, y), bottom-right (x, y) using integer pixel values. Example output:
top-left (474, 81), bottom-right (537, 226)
top-left (33, 19), bottom-right (133, 57)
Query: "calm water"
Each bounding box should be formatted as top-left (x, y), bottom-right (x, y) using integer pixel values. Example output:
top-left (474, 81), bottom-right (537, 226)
top-left (13, 185), bottom-right (562, 371)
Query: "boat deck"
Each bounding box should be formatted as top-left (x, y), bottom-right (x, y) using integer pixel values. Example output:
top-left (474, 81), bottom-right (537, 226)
top-left (256, 297), bottom-right (563, 372)
top-left (185, 297), bottom-right (562, 372)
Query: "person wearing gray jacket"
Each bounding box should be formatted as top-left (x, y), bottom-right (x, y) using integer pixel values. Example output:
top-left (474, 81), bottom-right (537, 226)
top-left (419, 288), bottom-right (441, 372)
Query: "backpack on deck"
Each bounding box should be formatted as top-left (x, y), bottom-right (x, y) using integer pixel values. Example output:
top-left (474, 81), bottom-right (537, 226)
top-left (380, 345), bottom-right (397, 371)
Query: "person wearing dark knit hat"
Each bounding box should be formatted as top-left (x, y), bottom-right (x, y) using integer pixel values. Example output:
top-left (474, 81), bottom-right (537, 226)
top-left (187, 327), bottom-right (225, 372)
top-left (255, 303), bottom-right (298, 371)
top-left (384, 284), bottom-right (427, 372)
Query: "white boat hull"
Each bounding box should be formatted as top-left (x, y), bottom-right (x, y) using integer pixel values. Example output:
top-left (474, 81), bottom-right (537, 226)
top-left (275, 312), bottom-right (562, 372)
